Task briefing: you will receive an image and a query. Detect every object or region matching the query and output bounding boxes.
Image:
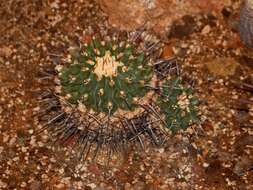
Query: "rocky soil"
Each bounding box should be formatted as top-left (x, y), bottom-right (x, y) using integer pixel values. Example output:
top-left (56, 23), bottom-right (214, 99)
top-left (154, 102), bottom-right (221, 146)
top-left (0, 0), bottom-right (252, 189)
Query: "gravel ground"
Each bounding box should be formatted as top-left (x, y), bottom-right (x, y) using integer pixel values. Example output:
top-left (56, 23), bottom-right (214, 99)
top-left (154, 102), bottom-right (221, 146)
top-left (0, 0), bottom-right (252, 189)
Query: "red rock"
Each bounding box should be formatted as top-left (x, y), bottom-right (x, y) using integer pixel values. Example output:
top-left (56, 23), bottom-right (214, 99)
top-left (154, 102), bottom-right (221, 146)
top-left (161, 45), bottom-right (174, 59)
top-left (99, 0), bottom-right (232, 35)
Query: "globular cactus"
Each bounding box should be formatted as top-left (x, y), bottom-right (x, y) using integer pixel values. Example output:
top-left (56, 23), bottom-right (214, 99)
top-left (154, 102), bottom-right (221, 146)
top-left (156, 78), bottom-right (199, 132)
top-left (38, 35), bottom-right (199, 162)
top-left (56, 39), bottom-right (152, 114)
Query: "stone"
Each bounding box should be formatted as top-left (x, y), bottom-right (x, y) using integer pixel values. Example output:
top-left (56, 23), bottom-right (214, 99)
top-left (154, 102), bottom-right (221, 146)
top-left (99, 0), bottom-right (232, 35)
top-left (0, 46), bottom-right (12, 57)
top-left (205, 57), bottom-right (239, 77)
top-left (239, 0), bottom-right (253, 47)
top-left (233, 156), bottom-right (253, 176)
top-left (29, 180), bottom-right (42, 190)
top-left (201, 25), bottom-right (211, 35)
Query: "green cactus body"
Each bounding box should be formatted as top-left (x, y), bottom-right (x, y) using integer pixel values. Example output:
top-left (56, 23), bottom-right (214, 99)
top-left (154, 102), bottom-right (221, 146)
top-left (57, 39), bottom-right (152, 114)
top-left (156, 78), bottom-right (199, 132)
top-left (38, 34), bottom-right (201, 163)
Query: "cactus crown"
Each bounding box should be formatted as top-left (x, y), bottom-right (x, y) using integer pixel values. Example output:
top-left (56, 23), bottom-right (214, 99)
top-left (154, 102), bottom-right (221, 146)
top-left (58, 39), bottom-right (152, 114)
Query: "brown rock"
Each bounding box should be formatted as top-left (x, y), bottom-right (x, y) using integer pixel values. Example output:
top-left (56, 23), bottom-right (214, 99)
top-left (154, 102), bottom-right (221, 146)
top-left (233, 156), bottom-right (253, 176)
top-left (29, 180), bottom-right (42, 190)
top-left (161, 45), bottom-right (174, 59)
top-left (0, 46), bottom-right (12, 57)
top-left (99, 0), bottom-right (146, 30)
top-left (205, 57), bottom-right (239, 77)
top-left (99, 0), bottom-right (232, 35)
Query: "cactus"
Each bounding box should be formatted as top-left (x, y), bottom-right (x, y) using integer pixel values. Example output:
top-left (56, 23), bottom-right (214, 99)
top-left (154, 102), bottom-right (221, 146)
top-left (38, 36), bottom-right (199, 162)
top-left (56, 39), bottom-right (152, 114)
top-left (156, 78), bottom-right (199, 132)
